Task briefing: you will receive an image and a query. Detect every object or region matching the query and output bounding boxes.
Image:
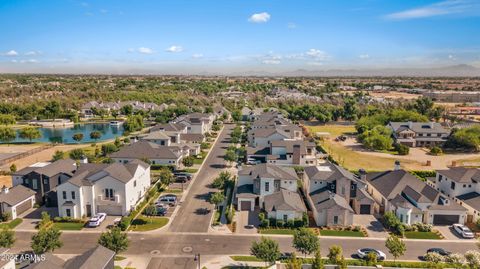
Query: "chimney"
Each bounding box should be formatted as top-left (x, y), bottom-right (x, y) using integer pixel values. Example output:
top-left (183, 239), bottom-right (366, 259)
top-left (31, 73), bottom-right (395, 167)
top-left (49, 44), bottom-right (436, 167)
top-left (408, 121), bottom-right (412, 129)
top-left (394, 160), bottom-right (401, 171)
top-left (80, 156), bottom-right (88, 164)
top-left (2, 185), bottom-right (9, 194)
top-left (358, 169), bottom-right (367, 182)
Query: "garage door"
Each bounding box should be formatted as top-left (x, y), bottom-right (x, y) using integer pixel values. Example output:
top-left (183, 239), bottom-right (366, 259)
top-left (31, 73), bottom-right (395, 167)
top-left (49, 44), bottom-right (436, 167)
top-left (359, 204), bottom-right (371, 215)
top-left (97, 205), bottom-right (123, 216)
top-left (15, 199), bottom-right (32, 215)
top-left (240, 201), bottom-right (252, 211)
top-left (433, 214), bottom-right (459, 225)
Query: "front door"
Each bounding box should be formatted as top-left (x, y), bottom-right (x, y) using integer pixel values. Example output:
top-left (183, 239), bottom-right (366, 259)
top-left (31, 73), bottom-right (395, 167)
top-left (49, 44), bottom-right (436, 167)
top-left (86, 204), bottom-right (92, 217)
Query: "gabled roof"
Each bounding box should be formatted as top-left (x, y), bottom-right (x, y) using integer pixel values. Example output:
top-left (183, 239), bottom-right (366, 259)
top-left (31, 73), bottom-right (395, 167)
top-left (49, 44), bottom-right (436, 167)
top-left (26, 253), bottom-right (65, 269)
top-left (238, 163), bottom-right (298, 181)
top-left (437, 167), bottom-right (480, 183)
top-left (64, 245), bottom-right (115, 269)
top-left (150, 123), bottom-right (186, 132)
top-left (141, 131), bottom-right (171, 140)
top-left (390, 194), bottom-right (423, 214)
top-left (366, 169), bottom-right (436, 200)
top-left (110, 141), bottom-right (181, 160)
top-left (264, 189), bottom-right (306, 212)
top-left (389, 122), bottom-right (449, 134)
top-left (270, 140), bottom-right (316, 154)
top-left (15, 159), bottom-right (77, 178)
top-left (0, 185), bottom-right (35, 206)
top-left (180, 133), bottom-right (205, 142)
top-left (304, 161), bottom-right (355, 182)
top-left (310, 189), bottom-right (353, 212)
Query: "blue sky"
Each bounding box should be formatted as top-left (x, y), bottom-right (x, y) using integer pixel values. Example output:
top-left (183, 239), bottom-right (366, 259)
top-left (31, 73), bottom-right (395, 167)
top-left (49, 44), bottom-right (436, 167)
top-left (1, 0), bottom-right (479, 74)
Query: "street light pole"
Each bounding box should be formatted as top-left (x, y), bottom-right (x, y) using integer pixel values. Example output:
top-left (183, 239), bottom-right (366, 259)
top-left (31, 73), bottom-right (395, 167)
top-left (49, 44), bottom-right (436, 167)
top-left (194, 253), bottom-right (201, 269)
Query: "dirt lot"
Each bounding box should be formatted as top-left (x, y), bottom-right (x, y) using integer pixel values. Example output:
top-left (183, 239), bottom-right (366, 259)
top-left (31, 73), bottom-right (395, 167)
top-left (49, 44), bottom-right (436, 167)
top-left (308, 124), bottom-right (480, 171)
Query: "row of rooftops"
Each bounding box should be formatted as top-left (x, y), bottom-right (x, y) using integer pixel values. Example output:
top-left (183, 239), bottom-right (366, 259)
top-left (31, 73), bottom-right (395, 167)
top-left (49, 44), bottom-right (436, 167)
top-left (81, 100), bottom-right (172, 112)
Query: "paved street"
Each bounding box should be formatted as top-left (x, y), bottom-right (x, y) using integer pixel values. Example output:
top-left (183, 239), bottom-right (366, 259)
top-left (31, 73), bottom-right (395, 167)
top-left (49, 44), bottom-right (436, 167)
top-left (169, 124), bottom-right (234, 233)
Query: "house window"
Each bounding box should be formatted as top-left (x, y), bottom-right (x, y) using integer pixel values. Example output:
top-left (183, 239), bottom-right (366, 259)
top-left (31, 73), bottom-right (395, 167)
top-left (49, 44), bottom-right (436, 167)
top-left (43, 178), bottom-right (48, 185)
top-left (71, 191), bottom-right (75, 200)
top-left (265, 182), bottom-right (270, 192)
top-left (283, 215), bottom-right (288, 222)
top-left (438, 175), bottom-right (443, 182)
top-left (134, 180), bottom-right (137, 187)
top-left (333, 216), bottom-right (338, 225)
top-left (62, 191), bottom-right (67, 199)
top-left (451, 182), bottom-right (456, 190)
top-left (32, 179), bottom-right (38, 190)
top-left (105, 189), bottom-right (115, 200)
top-left (463, 184), bottom-right (467, 188)
top-left (66, 209), bottom-right (71, 217)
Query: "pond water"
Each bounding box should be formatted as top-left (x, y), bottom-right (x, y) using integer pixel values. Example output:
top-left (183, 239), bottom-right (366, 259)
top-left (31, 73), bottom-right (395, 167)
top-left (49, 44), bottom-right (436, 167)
top-left (12, 123), bottom-right (125, 144)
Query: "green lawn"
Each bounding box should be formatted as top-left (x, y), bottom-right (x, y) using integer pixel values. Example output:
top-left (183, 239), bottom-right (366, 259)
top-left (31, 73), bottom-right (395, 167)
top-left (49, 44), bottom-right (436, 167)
top-left (129, 216), bottom-right (169, 231)
top-left (183, 168), bottom-right (198, 173)
top-left (258, 228), bottom-right (296, 235)
top-left (53, 222), bottom-right (85, 230)
top-left (230, 256), bottom-right (263, 262)
top-left (404, 231), bottom-right (442, 240)
top-left (320, 229), bottom-right (365, 237)
top-left (0, 218), bottom-right (23, 229)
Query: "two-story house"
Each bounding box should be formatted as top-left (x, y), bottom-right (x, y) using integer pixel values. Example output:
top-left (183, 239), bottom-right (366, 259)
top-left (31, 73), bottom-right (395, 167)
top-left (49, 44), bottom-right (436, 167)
top-left (366, 162), bottom-right (467, 225)
top-left (110, 140), bottom-right (183, 168)
top-left (171, 113), bottom-right (215, 134)
top-left (388, 121), bottom-right (450, 147)
top-left (435, 167), bottom-right (480, 223)
top-left (266, 140), bottom-right (318, 166)
top-left (12, 159), bottom-right (77, 206)
top-left (303, 161), bottom-right (375, 226)
top-left (235, 163), bottom-right (306, 221)
top-left (247, 125), bottom-right (303, 148)
top-left (140, 131), bottom-right (201, 156)
top-left (56, 160), bottom-right (150, 218)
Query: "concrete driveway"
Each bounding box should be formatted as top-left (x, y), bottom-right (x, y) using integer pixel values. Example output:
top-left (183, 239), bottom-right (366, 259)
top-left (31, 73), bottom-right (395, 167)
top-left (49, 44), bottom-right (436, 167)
top-left (235, 210), bottom-right (260, 234)
top-left (435, 225), bottom-right (476, 241)
top-left (353, 214), bottom-right (388, 238)
top-left (16, 206), bottom-right (58, 230)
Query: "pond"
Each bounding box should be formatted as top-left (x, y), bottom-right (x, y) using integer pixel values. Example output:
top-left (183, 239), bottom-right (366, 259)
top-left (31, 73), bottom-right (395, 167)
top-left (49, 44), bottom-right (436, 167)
top-left (11, 123), bottom-right (125, 144)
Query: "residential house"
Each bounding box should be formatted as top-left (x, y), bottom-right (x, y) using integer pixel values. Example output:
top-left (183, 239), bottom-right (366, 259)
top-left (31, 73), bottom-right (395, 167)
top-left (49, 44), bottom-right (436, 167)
top-left (435, 167), bottom-right (480, 223)
top-left (235, 163), bottom-right (306, 221)
top-left (26, 245), bottom-right (115, 269)
top-left (150, 123), bottom-right (188, 134)
top-left (213, 105), bottom-right (231, 120)
top-left (56, 160), bottom-right (150, 217)
top-left (266, 140), bottom-right (318, 166)
top-left (110, 140), bottom-right (183, 168)
top-left (303, 162), bottom-right (375, 226)
top-left (172, 113), bottom-right (215, 134)
top-left (140, 131), bottom-right (201, 156)
top-left (247, 125), bottom-right (303, 148)
top-left (12, 159), bottom-right (77, 206)
top-left (366, 163), bottom-right (467, 225)
top-left (388, 122), bottom-right (450, 147)
top-left (0, 185), bottom-right (36, 219)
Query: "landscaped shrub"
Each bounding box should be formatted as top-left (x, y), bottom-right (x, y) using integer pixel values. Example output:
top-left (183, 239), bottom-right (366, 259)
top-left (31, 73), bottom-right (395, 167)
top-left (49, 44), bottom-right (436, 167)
top-left (118, 216), bottom-right (131, 231)
top-left (0, 212), bottom-right (11, 222)
top-left (412, 222), bottom-right (432, 232)
top-left (430, 146), bottom-right (443, 156)
top-left (294, 219), bottom-right (304, 228)
top-left (260, 219), bottom-right (269, 228)
top-left (365, 252), bottom-right (378, 266)
top-left (286, 219), bottom-right (295, 228)
top-left (269, 218), bottom-right (277, 227)
top-left (276, 220), bottom-right (285, 228)
top-left (394, 143), bottom-right (410, 155)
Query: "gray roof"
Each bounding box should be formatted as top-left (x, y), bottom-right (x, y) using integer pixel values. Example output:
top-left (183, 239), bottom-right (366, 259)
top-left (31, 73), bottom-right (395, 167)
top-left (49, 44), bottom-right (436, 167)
top-left (304, 161), bottom-right (355, 182)
top-left (180, 133), bottom-right (205, 142)
top-left (110, 140), bottom-right (181, 160)
top-left (402, 184), bottom-right (438, 203)
top-left (310, 189), bottom-right (353, 212)
top-left (270, 140), bottom-right (316, 154)
top-left (264, 189), bottom-right (306, 212)
top-left (457, 192), bottom-right (480, 211)
top-left (248, 125), bottom-right (300, 139)
top-left (366, 169), bottom-right (438, 201)
top-left (238, 163), bottom-right (298, 181)
top-left (15, 159), bottom-right (76, 178)
top-left (150, 123), bottom-right (186, 132)
top-left (64, 245), bottom-right (115, 269)
top-left (66, 160), bottom-right (148, 187)
top-left (389, 122), bottom-right (449, 134)
top-left (26, 253), bottom-right (65, 269)
top-left (141, 131), bottom-right (171, 140)
top-left (437, 167), bottom-right (480, 183)
top-left (0, 185), bottom-right (35, 206)
top-left (236, 184), bottom-right (257, 198)
top-left (390, 194), bottom-right (423, 214)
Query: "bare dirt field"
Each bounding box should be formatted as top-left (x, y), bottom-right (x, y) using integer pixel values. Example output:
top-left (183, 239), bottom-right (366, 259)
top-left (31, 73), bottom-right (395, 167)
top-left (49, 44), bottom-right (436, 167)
top-left (368, 91), bottom-right (421, 100)
top-left (308, 124), bottom-right (480, 171)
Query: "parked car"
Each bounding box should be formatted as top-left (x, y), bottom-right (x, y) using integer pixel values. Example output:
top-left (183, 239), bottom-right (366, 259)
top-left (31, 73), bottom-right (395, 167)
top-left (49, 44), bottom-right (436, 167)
top-left (453, 223), bottom-right (474, 238)
top-left (356, 248), bottom-right (386, 261)
top-left (245, 224), bottom-right (255, 229)
top-left (173, 172), bottom-right (192, 180)
top-left (175, 175), bottom-right (188, 183)
top-left (246, 158), bottom-right (261, 165)
top-left (280, 252), bottom-right (293, 260)
top-left (426, 248), bottom-right (451, 256)
top-left (156, 206), bottom-right (167, 216)
top-left (159, 195), bottom-right (177, 206)
top-left (88, 213), bottom-right (107, 227)
top-left (155, 202), bottom-right (169, 209)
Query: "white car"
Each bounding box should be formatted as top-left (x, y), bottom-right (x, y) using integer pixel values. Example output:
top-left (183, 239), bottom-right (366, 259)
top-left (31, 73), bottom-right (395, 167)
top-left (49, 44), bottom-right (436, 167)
top-left (357, 248), bottom-right (386, 261)
top-left (246, 158), bottom-right (261, 165)
top-left (88, 213), bottom-right (107, 227)
top-left (453, 223), bottom-right (474, 239)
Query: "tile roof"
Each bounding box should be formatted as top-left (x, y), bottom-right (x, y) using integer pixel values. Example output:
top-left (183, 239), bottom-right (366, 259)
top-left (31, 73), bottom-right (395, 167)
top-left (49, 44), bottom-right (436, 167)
top-left (309, 189), bottom-right (353, 212)
top-left (437, 167), bottom-right (480, 183)
top-left (304, 161), bottom-right (355, 182)
top-left (389, 122), bottom-right (449, 134)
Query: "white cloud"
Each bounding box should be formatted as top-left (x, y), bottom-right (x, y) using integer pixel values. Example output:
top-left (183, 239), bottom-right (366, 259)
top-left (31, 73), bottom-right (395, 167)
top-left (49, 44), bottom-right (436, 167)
top-left (166, 46), bottom-right (183, 53)
top-left (138, 47), bottom-right (154, 54)
top-left (359, 54), bottom-right (370, 59)
top-left (287, 22), bottom-right (297, 29)
top-left (192, 53), bottom-right (204, 59)
top-left (262, 59), bottom-right (281, 65)
top-left (308, 62), bottom-right (324, 66)
top-left (384, 0), bottom-right (480, 20)
top-left (4, 50), bottom-right (18, 56)
top-left (248, 12), bottom-right (271, 23)
top-left (20, 59), bottom-right (39, 63)
top-left (448, 54), bottom-right (456, 60)
top-left (25, 51), bottom-right (40, 56)
top-left (305, 49), bottom-right (329, 60)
